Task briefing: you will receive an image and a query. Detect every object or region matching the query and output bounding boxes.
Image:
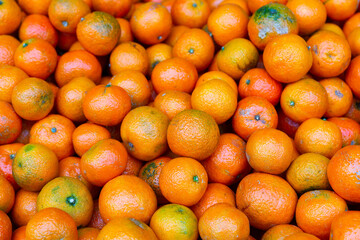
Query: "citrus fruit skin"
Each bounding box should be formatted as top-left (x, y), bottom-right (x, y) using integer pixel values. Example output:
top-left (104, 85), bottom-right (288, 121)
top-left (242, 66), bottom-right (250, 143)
top-left (4, 1), bottom-right (360, 238)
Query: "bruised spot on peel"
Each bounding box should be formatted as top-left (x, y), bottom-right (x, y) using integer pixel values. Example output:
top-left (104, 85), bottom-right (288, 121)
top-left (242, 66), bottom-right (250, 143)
top-left (142, 162), bottom-right (157, 178)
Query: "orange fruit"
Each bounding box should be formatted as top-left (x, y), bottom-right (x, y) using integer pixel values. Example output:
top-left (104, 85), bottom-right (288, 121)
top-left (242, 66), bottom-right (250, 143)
top-left (196, 70), bottom-right (237, 95)
top-left (80, 139), bottom-right (128, 187)
top-left (14, 38), bottom-right (57, 79)
top-left (122, 155), bottom-right (144, 176)
top-left (153, 90), bottom-right (192, 120)
top-left (0, 209), bottom-right (12, 240)
top-left (286, 0), bottom-right (327, 35)
top-left (262, 224), bottom-right (303, 240)
top-left (0, 101), bottom-right (22, 144)
top-left (343, 12), bottom-right (360, 37)
top-left (0, 175), bottom-right (14, 213)
top-left (72, 123), bottom-right (111, 157)
top-left (37, 176), bottom-right (94, 227)
top-left (280, 78), bottom-right (328, 123)
top-left (99, 175), bottom-right (157, 223)
top-left (347, 27), bottom-right (360, 57)
top-left (110, 42), bottom-right (149, 75)
top-left (57, 32), bottom-right (78, 51)
top-left (150, 203), bottom-right (198, 240)
top-left (296, 190), bottom-right (348, 239)
top-left (232, 96), bottom-right (278, 141)
top-left (167, 109), bottom-right (220, 160)
top-left (320, 23), bottom-right (346, 38)
top-left (284, 233), bottom-right (320, 240)
top-left (263, 34), bottom-right (312, 83)
top-left (286, 153), bottom-right (330, 194)
top-left (19, 14), bottom-right (58, 47)
top-left (307, 30), bottom-right (351, 78)
top-left (294, 118), bottom-right (342, 158)
top-left (238, 68), bottom-right (283, 106)
top-left (172, 28), bottom-right (214, 72)
top-left (0, 65), bottom-right (28, 103)
top-left (207, 3), bottom-right (249, 46)
top-left (319, 78), bottom-right (353, 118)
top-left (247, 0), bottom-right (288, 13)
top-left (16, 120), bottom-right (34, 145)
top-left (116, 18), bottom-right (133, 43)
top-left (97, 217), bottom-right (158, 240)
top-left (248, 3), bottom-right (298, 50)
top-left (0, 35), bottom-right (20, 66)
top-left (202, 133), bottom-right (251, 186)
top-left (11, 77), bottom-right (54, 121)
top-left (76, 11), bottom-right (121, 56)
top-left (146, 43), bottom-right (173, 76)
top-left (191, 79), bottom-right (237, 124)
top-left (120, 106), bottom-right (169, 161)
top-left (328, 117), bottom-right (360, 146)
top-left (12, 226), bottom-right (26, 240)
top-left (246, 128), bottom-right (297, 175)
top-left (55, 50), bottom-right (102, 87)
top-left (130, 2), bottom-right (172, 45)
top-left (59, 156), bottom-right (99, 198)
top-left (327, 145), bottom-right (360, 203)
top-left (346, 56), bottom-right (360, 99)
top-left (218, 0), bottom-right (250, 15)
top-left (0, 0), bottom-right (22, 35)
top-left (0, 143), bottom-right (23, 189)
top-left (191, 183), bottom-right (235, 219)
top-left (321, 0), bottom-right (358, 21)
top-left (330, 211), bottom-right (360, 240)
top-left (92, 0), bottom-right (132, 17)
top-left (151, 57), bottom-right (198, 94)
top-left (82, 84), bottom-right (132, 126)
top-left (345, 98), bottom-right (360, 122)
top-left (29, 114), bottom-right (75, 160)
top-left (78, 227), bottom-right (100, 240)
top-left (18, 0), bottom-right (51, 15)
top-left (12, 143), bottom-right (59, 191)
top-left (276, 108), bottom-right (301, 139)
top-left (138, 156), bottom-right (171, 204)
top-left (199, 203), bottom-right (249, 240)
top-left (109, 70), bottom-right (151, 108)
top-left (88, 199), bottom-right (105, 230)
top-left (56, 77), bottom-right (96, 122)
top-left (217, 38), bottom-right (259, 80)
top-left (26, 208), bottom-right (78, 240)
top-left (165, 25), bottom-right (190, 47)
top-left (159, 157), bottom-right (208, 206)
top-left (171, 0), bottom-right (211, 28)
top-left (236, 172), bottom-right (298, 230)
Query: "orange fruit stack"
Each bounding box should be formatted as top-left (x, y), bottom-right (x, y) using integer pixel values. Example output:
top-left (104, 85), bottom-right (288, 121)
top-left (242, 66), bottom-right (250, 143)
top-left (1, 0), bottom-right (360, 239)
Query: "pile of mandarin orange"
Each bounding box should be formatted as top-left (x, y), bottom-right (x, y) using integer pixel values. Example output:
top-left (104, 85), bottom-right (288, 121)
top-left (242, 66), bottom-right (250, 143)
top-left (1, 0), bottom-right (360, 239)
